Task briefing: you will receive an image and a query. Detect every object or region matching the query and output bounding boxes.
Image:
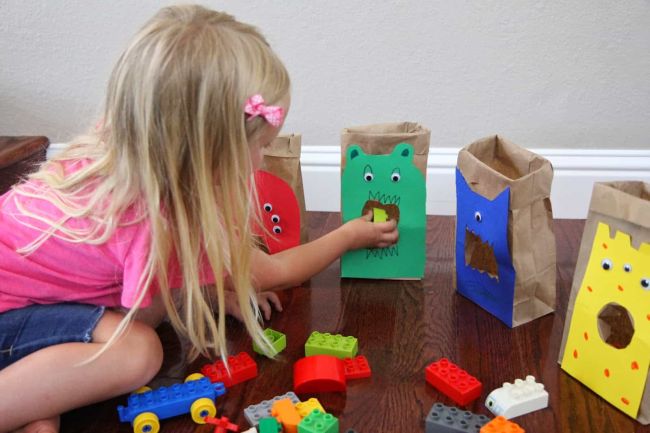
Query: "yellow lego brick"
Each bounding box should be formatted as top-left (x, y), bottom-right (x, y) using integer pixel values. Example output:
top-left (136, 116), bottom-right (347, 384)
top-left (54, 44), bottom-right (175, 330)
top-left (295, 398), bottom-right (325, 418)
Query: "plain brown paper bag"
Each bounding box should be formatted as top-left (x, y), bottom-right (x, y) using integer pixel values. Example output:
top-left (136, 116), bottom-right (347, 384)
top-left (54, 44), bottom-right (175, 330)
top-left (558, 181), bottom-right (650, 424)
top-left (261, 133), bottom-right (308, 244)
top-left (455, 135), bottom-right (556, 327)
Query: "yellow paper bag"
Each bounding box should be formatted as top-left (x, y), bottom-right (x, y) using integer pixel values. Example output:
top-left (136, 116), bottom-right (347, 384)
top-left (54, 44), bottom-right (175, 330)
top-left (559, 181), bottom-right (650, 423)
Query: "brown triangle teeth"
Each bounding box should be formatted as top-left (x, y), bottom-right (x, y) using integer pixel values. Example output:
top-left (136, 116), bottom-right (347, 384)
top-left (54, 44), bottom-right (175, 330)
top-left (464, 227), bottom-right (499, 280)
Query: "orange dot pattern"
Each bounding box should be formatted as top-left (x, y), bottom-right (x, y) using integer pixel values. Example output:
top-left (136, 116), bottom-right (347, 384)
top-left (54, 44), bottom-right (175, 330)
top-left (561, 222), bottom-right (650, 419)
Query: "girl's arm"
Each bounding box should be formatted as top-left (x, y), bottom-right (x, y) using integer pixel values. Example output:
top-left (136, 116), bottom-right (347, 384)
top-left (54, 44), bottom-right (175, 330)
top-left (251, 213), bottom-right (398, 290)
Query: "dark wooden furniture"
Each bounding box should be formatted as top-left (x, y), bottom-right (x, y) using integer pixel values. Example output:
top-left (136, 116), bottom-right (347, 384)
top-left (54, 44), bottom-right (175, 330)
top-left (0, 136), bottom-right (50, 194)
top-left (55, 212), bottom-right (650, 433)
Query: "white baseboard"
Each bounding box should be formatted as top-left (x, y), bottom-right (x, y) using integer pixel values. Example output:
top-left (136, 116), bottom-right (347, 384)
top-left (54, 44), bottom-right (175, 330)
top-left (301, 146), bottom-right (650, 219)
top-left (49, 143), bottom-right (650, 219)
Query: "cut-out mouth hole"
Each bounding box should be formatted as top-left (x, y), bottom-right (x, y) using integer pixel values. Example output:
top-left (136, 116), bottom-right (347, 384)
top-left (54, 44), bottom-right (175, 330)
top-left (465, 227), bottom-right (499, 280)
top-left (597, 303), bottom-right (634, 349)
top-left (362, 199), bottom-right (400, 223)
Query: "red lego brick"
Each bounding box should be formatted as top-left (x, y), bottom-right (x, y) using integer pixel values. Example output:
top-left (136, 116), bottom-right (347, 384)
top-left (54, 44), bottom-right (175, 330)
top-left (480, 416), bottom-right (525, 433)
top-left (205, 415), bottom-right (239, 433)
top-left (343, 355), bottom-right (371, 380)
top-left (425, 358), bottom-right (482, 406)
top-left (201, 352), bottom-right (258, 388)
top-left (294, 355), bottom-right (347, 394)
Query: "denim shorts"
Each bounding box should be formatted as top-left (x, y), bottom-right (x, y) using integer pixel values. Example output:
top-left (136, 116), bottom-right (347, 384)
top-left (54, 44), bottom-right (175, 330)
top-left (0, 303), bottom-right (105, 370)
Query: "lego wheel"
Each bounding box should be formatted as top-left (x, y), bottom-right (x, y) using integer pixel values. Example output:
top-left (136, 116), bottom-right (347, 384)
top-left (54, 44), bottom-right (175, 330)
top-left (132, 386), bottom-right (152, 395)
top-left (190, 397), bottom-right (216, 424)
top-left (184, 373), bottom-right (205, 382)
top-left (132, 412), bottom-right (159, 433)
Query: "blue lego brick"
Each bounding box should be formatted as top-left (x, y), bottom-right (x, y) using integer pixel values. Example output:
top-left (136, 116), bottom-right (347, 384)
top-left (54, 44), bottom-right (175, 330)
top-left (425, 402), bottom-right (490, 433)
top-left (244, 391), bottom-right (300, 426)
top-left (117, 377), bottom-right (226, 423)
top-left (304, 331), bottom-right (358, 359)
top-left (298, 409), bottom-right (339, 433)
top-left (259, 417), bottom-right (281, 433)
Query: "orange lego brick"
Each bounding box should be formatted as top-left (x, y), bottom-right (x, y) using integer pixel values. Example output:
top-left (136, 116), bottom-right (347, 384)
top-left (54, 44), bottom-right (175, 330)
top-left (480, 416), bottom-right (525, 433)
top-left (271, 398), bottom-right (302, 433)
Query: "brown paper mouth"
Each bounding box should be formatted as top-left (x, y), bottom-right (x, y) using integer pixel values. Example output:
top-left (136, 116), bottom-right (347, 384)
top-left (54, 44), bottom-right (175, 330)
top-left (362, 199), bottom-right (400, 223)
top-left (597, 303), bottom-right (634, 349)
top-left (465, 227), bottom-right (499, 280)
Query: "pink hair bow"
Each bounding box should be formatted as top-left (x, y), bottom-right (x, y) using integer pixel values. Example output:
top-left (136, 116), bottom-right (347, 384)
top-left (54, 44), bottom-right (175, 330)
top-left (244, 94), bottom-right (285, 127)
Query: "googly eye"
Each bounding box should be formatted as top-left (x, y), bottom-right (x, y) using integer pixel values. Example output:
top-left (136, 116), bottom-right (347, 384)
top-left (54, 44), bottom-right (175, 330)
top-left (391, 168), bottom-right (401, 182)
top-left (273, 225), bottom-right (282, 234)
top-left (641, 278), bottom-right (650, 290)
top-left (601, 258), bottom-right (612, 271)
top-left (624, 263), bottom-right (632, 273)
top-left (271, 214), bottom-right (280, 224)
top-left (263, 203), bottom-right (272, 212)
top-left (363, 165), bottom-right (374, 182)
top-left (474, 211), bottom-right (482, 223)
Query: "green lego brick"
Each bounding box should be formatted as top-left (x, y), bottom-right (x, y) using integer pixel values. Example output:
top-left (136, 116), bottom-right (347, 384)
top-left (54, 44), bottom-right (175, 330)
top-left (253, 328), bottom-right (287, 357)
top-left (373, 207), bottom-right (388, 222)
top-left (304, 331), bottom-right (358, 359)
top-left (298, 409), bottom-right (339, 433)
top-left (259, 417), bottom-right (282, 433)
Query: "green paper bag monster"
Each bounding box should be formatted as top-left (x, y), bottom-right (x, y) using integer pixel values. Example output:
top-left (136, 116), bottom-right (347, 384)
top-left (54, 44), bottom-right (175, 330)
top-left (341, 143), bottom-right (426, 279)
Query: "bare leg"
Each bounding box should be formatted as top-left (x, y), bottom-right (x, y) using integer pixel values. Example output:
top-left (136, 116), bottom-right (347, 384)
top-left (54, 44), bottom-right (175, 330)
top-left (0, 310), bottom-right (163, 433)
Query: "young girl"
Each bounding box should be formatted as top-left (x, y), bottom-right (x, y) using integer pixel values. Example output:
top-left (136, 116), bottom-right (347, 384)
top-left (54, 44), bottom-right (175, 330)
top-left (0, 5), bottom-right (397, 433)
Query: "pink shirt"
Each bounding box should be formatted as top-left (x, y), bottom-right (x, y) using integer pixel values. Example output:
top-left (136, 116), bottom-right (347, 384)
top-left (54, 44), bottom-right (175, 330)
top-left (0, 163), bottom-right (214, 314)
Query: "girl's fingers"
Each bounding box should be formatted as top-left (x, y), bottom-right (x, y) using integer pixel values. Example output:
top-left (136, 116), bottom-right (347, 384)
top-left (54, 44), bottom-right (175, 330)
top-left (259, 299), bottom-right (272, 320)
top-left (266, 292), bottom-right (283, 312)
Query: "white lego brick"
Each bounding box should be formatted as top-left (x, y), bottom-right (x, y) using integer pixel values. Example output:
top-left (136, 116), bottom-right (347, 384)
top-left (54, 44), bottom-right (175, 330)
top-left (242, 428), bottom-right (257, 433)
top-left (485, 375), bottom-right (548, 419)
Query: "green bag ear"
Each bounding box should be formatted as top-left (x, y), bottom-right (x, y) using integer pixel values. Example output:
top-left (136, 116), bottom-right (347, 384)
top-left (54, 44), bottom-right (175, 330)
top-left (347, 144), bottom-right (364, 161)
top-left (392, 143), bottom-right (414, 161)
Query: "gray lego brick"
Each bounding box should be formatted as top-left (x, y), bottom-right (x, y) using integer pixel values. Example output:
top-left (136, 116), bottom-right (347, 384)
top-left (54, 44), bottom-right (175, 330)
top-left (244, 391), bottom-right (300, 426)
top-left (425, 402), bottom-right (491, 433)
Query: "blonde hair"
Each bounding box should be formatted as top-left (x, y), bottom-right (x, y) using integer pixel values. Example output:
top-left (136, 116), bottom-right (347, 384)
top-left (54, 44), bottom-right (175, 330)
top-left (13, 5), bottom-right (290, 362)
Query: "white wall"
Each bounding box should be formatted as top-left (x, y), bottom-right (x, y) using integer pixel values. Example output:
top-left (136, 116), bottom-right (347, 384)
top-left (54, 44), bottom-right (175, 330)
top-left (2, 1), bottom-right (650, 149)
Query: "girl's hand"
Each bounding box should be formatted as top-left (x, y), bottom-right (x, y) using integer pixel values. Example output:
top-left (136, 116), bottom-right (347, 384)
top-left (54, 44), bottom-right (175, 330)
top-left (256, 291), bottom-right (283, 320)
top-left (343, 211), bottom-right (399, 250)
top-left (224, 290), bottom-right (283, 322)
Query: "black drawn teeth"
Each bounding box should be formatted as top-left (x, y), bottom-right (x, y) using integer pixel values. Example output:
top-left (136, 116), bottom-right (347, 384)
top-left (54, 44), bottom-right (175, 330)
top-left (366, 245), bottom-right (399, 259)
top-left (368, 191), bottom-right (401, 206)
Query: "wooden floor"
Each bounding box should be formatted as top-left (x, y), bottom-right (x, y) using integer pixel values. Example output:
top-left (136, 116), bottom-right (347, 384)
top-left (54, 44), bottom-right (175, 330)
top-left (60, 212), bottom-right (650, 433)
